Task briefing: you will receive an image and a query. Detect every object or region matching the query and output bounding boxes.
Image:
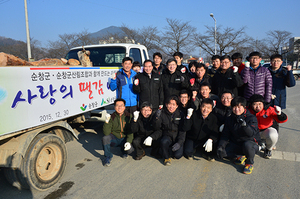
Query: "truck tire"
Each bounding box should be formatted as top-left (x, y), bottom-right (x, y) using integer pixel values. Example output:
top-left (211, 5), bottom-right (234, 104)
top-left (17, 134), bottom-right (67, 190)
top-left (3, 168), bottom-right (22, 190)
top-left (294, 74), bottom-right (298, 80)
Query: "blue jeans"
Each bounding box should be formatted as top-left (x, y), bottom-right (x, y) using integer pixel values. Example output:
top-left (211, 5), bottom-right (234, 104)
top-left (102, 134), bottom-right (134, 158)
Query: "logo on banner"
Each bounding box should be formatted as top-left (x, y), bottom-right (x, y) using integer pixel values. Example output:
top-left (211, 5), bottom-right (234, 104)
top-left (80, 104), bottom-right (87, 111)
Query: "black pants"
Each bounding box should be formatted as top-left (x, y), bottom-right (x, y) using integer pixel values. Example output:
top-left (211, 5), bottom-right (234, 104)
top-left (126, 106), bottom-right (137, 114)
top-left (132, 135), bottom-right (160, 157)
top-left (224, 140), bottom-right (259, 164)
top-left (184, 138), bottom-right (215, 157)
top-left (160, 136), bottom-right (183, 159)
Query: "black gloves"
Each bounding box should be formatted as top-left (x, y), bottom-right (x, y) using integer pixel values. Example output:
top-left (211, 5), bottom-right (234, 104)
top-left (172, 143), bottom-right (180, 152)
top-left (217, 146), bottom-right (226, 159)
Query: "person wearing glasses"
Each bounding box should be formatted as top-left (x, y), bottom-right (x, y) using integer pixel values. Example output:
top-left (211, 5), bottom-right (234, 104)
top-left (211, 55), bottom-right (244, 99)
top-left (267, 54), bottom-right (295, 109)
top-left (214, 90), bottom-right (234, 133)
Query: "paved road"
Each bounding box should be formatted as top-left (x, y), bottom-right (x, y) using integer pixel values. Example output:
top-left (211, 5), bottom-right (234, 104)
top-left (1, 82), bottom-right (300, 199)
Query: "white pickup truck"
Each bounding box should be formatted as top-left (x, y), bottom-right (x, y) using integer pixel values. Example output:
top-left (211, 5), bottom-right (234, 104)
top-left (0, 43), bottom-right (149, 191)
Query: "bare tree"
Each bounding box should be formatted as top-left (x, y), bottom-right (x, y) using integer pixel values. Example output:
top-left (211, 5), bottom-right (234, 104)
top-left (266, 30), bottom-right (292, 54)
top-left (194, 26), bottom-right (250, 56)
top-left (138, 26), bottom-right (161, 52)
top-left (46, 30), bottom-right (97, 58)
top-left (159, 18), bottom-right (196, 56)
top-left (120, 24), bottom-right (140, 43)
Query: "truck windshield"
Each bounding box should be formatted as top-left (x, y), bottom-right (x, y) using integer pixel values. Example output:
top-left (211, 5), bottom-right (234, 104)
top-left (65, 47), bottom-right (126, 66)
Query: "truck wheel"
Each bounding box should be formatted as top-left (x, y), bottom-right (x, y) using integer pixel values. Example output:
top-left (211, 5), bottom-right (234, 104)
top-left (18, 134), bottom-right (67, 190)
top-left (294, 74), bottom-right (298, 80)
top-left (3, 168), bottom-right (22, 190)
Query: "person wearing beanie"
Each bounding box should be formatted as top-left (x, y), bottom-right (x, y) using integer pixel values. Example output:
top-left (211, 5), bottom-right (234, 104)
top-left (248, 94), bottom-right (288, 159)
top-left (217, 96), bottom-right (261, 175)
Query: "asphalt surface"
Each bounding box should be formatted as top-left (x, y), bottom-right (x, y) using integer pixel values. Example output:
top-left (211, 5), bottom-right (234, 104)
top-left (0, 82), bottom-right (300, 199)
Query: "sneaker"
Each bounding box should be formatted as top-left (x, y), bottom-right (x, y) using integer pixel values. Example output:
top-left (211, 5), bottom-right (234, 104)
top-left (122, 154), bottom-right (128, 159)
top-left (187, 156), bottom-right (193, 160)
top-left (164, 158), bottom-right (171, 166)
top-left (272, 146), bottom-right (277, 150)
top-left (264, 149), bottom-right (272, 159)
top-left (260, 143), bottom-right (266, 151)
top-left (243, 164), bottom-right (254, 174)
top-left (234, 156), bottom-right (246, 165)
top-left (135, 150), bottom-right (146, 160)
top-left (103, 157), bottom-right (112, 167)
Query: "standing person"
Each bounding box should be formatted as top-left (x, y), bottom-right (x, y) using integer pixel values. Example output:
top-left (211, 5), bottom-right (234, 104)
top-left (268, 54), bottom-right (296, 109)
top-left (231, 52), bottom-right (245, 74)
top-left (188, 61), bottom-right (197, 78)
top-left (214, 90), bottom-right (234, 132)
top-left (231, 52), bottom-right (246, 96)
top-left (153, 52), bottom-right (165, 75)
top-left (144, 96), bottom-right (186, 166)
top-left (248, 94), bottom-right (288, 159)
top-left (207, 55), bottom-right (221, 78)
top-left (211, 55), bottom-right (243, 99)
top-left (241, 51), bottom-right (273, 103)
top-left (217, 97), bottom-right (261, 174)
top-left (183, 98), bottom-right (219, 161)
top-left (132, 61), bottom-right (141, 73)
top-left (102, 99), bottom-right (134, 167)
top-left (178, 89), bottom-right (193, 116)
top-left (161, 58), bottom-right (189, 101)
top-left (131, 102), bottom-right (160, 160)
top-left (173, 52), bottom-right (188, 74)
top-left (192, 82), bottom-right (219, 110)
top-left (110, 57), bottom-right (138, 113)
top-left (189, 63), bottom-right (211, 91)
top-left (133, 60), bottom-right (164, 111)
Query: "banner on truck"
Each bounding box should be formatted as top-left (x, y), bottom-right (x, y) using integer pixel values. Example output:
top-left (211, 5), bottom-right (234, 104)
top-left (0, 67), bottom-right (118, 136)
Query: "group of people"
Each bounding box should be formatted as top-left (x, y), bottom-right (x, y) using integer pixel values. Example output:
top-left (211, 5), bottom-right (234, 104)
top-left (103, 51), bottom-right (296, 175)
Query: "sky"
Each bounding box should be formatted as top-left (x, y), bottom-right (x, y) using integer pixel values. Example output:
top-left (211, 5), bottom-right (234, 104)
top-left (0, 0), bottom-right (299, 50)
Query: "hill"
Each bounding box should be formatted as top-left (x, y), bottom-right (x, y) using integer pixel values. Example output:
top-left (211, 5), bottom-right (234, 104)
top-left (0, 36), bottom-right (24, 46)
top-left (89, 26), bottom-right (125, 38)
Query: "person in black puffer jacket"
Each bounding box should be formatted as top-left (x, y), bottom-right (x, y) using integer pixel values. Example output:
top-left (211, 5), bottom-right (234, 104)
top-left (214, 90), bottom-right (234, 131)
top-left (133, 60), bottom-right (164, 110)
top-left (217, 96), bottom-right (261, 175)
top-left (183, 98), bottom-right (219, 161)
top-left (211, 55), bottom-right (244, 99)
top-left (131, 102), bottom-right (160, 160)
top-left (144, 96), bottom-right (186, 166)
top-left (161, 58), bottom-right (189, 101)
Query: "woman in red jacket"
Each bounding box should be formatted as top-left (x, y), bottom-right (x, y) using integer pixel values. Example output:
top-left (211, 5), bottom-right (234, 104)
top-left (248, 94), bottom-right (288, 159)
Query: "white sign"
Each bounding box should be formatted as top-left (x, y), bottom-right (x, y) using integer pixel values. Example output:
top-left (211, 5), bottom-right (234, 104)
top-left (0, 66), bottom-right (118, 136)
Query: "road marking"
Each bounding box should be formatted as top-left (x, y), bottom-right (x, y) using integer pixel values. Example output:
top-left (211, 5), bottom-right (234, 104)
top-left (271, 150), bottom-right (300, 162)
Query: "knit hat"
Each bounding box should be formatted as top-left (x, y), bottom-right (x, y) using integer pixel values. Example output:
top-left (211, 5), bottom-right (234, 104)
top-left (249, 94), bottom-right (265, 105)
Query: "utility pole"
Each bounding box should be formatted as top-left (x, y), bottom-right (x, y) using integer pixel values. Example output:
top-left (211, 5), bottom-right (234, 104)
top-left (24, 0), bottom-right (32, 61)
top-left (210, 13), bottom-right (217, 55)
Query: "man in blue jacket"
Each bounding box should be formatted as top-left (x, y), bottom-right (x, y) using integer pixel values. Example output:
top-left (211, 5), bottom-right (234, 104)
top-left (268, 54), bottom-right (296, 109)
top-left (110, 57), bottom-right (138, 113)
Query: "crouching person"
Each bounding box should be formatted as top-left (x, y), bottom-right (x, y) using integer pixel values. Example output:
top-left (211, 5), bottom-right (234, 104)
top-left (144, 96), bottom-right (186, 166)
top-left (131, 102), bottom-right (159, 160)
top-left (248, 94), bottom-right (288, 159)
top-left (102, 99), bottom-right (134, 167)
top-left (217, 96), bottom-right (261, 174)
top-left (183, 98), bottom-right (219, 161)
